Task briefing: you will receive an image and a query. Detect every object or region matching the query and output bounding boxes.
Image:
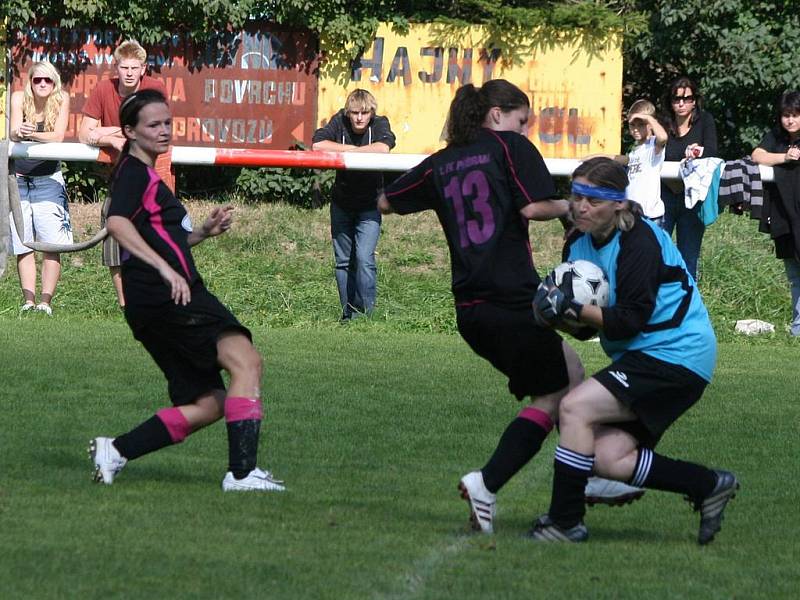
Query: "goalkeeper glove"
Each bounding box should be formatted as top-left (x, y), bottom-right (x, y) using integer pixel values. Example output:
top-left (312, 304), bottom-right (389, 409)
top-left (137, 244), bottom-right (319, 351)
top-left (532, 274), bottom-right (584, 326)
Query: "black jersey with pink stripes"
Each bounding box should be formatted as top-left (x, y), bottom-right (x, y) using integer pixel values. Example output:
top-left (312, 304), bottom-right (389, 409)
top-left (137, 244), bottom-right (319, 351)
top-left (384, 129), bottom-right (556, 309)
top-left (108, 155), bottom-right (202, 306)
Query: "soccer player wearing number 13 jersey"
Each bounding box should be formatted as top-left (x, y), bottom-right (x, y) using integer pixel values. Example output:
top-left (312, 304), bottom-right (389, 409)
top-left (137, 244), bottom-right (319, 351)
top-left (379, 79), bottom-right (595, 534)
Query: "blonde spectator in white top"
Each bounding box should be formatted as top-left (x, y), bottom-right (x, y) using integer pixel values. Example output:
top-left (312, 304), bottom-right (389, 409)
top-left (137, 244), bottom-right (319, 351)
top-left (8, 60), bottom-right (72, 315)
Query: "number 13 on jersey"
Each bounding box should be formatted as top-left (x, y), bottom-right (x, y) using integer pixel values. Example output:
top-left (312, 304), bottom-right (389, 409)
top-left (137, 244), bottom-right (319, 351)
top-left (443, 170), bottom-right (496, 248)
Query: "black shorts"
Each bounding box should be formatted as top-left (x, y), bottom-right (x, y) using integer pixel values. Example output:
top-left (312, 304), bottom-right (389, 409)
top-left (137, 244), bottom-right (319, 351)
top-left (594, 351), bottom-right (708, 447)
top-left (125, 287), bottom-right (252, 406)
top-left (456, 302), bottom-right (569, 400)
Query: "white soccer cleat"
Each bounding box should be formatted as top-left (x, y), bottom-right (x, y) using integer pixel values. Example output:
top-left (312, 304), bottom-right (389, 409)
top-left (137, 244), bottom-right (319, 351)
top-left (458, 471), bottom-right (497, 534)
top-left (88, 437), bottom-right (127, 485)
top-left (585, 476), bottom-right (645, 507)
top-left (222, 467), bottom-right (286, 492)
top-left (35, 303), bottom-right (53, 316)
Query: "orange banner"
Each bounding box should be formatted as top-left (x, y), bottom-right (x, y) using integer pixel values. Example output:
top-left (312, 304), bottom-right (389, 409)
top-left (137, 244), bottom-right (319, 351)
top-left (10, 23), bottom-right (320, 149)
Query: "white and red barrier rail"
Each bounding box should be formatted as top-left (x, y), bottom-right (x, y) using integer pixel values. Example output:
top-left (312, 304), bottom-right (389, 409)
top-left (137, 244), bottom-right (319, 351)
top-left (7, 142), bottom-right (775, 181)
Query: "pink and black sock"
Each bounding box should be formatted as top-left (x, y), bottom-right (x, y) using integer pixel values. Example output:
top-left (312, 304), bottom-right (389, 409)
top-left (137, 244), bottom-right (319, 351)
top-left (113, 407), bottom-right (192, 460)
top-left (630, 447), bottom-right (717, 502)
top-left (481, 406), bottom-right (554, 493)
top-left (224, 396), bottom-right (263, 479)
top-left (548, 445), bottom-right (595, 529)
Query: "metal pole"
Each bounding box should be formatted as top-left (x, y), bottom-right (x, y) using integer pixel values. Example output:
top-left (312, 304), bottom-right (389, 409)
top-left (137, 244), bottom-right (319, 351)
top-left (7, 141), bottom-right (776, 181)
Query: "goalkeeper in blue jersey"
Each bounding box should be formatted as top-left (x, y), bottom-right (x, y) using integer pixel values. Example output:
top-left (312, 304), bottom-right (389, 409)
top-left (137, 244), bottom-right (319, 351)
top-left (530, 157), bottom-right (738, 544)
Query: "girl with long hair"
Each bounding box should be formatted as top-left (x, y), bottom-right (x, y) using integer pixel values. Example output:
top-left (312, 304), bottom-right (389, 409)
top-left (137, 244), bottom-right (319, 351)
top-left (8, 61), bottom-right (72, 314)
top-left (659, 75), bottom-right (719, 280)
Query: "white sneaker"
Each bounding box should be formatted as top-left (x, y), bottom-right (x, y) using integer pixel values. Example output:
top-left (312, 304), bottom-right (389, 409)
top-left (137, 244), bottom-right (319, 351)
top-left (222, 467), bottom-right (286, 492)
top-left (20, 302), bottom-right (36, 313)
top-left (36, 303), bottom-right (53, 316)
top-left (585, 476), bottom-right (645, 507)
top-left (88, 437), bottom-right (127, 485)
top-left (458, 471), bottom-right (497, 533)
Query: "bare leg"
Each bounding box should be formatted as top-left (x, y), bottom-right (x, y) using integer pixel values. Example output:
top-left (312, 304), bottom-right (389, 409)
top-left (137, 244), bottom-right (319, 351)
top-left (592, 426), bottom-right (639, 481)
top-left (177, 389), bottom-right (226, 429)
top-left (110, 266), bottom-right (125, 307)
top-left (17, 252), bottom-right (37, 305)
top-left (217, 332), bottom-right (262, 398)
top-left (558, 378), bottom-right (637, 454)
top-left (40, 252), bottom-right (62, 306)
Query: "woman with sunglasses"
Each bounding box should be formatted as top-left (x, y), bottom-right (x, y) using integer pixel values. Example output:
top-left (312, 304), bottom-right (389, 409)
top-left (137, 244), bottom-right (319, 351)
top-left (530, 157), bottom-right (737, 544)
top-left (660, 75), bottom-right (718, 280)
top-left (8, 61), bottom-right (72, 315)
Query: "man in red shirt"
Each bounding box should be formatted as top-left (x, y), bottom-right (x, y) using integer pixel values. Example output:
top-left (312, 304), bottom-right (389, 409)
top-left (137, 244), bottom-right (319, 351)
top-left (79, 39), bottom-right (170, 308)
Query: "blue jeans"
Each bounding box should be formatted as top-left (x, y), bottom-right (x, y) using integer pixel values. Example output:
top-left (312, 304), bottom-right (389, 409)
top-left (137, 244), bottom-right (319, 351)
top-left (330, 203), bottom-right (381, 319)
top-left (661, 183), bottom-right (705, 280)
top-left (784, 257), bottom-right (800, 336)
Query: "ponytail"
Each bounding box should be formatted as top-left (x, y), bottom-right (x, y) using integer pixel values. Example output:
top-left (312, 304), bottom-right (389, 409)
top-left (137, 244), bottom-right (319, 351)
top-left (446, 84), bottom-right (489, 146)
top-left (445, 79), bottom-right (530, 146)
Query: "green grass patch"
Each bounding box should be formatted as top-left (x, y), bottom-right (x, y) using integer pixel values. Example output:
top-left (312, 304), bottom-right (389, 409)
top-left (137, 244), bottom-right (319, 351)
top-left (0, 321), bottom-right (797, 598)
top-left (0, 202), bottom-right (795, 341)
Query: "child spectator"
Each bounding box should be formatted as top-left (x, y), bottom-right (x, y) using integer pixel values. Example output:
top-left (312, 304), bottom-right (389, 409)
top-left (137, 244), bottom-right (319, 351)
top-left (621, 100), bottom-right (668, 225)
top-left (586, 100), bottom-right (668, 224)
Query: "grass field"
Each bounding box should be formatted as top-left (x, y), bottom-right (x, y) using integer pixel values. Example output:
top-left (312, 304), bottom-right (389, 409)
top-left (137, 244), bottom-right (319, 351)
top-left (1, 200), bottom-right (798, 598)
top-left (1, 321), bottom-right (798, 599)
top-left (0, 200), bottom-right (795, 339)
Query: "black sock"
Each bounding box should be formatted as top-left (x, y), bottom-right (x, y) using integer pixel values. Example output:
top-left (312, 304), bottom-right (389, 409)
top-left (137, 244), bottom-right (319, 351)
top-left (113, 416), bottom-right (174, 461)
top-left (226, 419), bottom-right (261, 479)
top-left (548, 446), bottom-right (594, 529)
top-left (481, 417), bottom-right (550, 493)
top-left (630, 447), bottom-right (717, 502)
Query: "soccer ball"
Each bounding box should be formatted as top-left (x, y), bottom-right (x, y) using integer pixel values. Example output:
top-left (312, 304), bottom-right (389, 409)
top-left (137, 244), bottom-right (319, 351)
top-left (552, 260), bottom-right (610, 308)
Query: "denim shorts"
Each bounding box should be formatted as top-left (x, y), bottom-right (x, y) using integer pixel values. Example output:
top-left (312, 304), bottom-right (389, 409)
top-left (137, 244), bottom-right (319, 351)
top-left (10, 173), bottom-right (73, 255)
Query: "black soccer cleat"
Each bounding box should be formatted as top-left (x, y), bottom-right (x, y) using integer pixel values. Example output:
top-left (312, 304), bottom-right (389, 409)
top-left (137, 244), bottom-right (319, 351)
top-left (694, 469), bottom-right (739, 545)
top-left (526, 514), bottom-right (589, 543)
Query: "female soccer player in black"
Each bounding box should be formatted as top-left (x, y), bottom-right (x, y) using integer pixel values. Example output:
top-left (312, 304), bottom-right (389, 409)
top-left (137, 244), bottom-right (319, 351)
top-left (530, 158), bottom-right (737, 543)
top-left (89, 89), bottom-right (284, 492)
top-left (378, 79), bottom-right (592, 534)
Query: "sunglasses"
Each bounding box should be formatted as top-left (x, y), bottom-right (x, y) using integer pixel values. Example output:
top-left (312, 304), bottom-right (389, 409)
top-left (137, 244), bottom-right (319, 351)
top-left (671, 95), bottom-right (695, 104)
top-left (32, 76), bottom-right (54, 85)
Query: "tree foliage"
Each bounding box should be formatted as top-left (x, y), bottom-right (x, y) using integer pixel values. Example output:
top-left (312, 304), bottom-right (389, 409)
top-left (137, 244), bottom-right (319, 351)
top-left (1, 1), bottom-right (258, 43)
top-left (2, 1), bottom-right (637, 54)
top-left (2, 0), bottom-right (793, 159)
top-left (622, 0), bottom-right (800, 156)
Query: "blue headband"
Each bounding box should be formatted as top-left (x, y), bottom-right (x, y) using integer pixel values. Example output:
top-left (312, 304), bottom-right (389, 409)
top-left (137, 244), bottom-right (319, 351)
top-left (571, 181), bottom-right (626, 202)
